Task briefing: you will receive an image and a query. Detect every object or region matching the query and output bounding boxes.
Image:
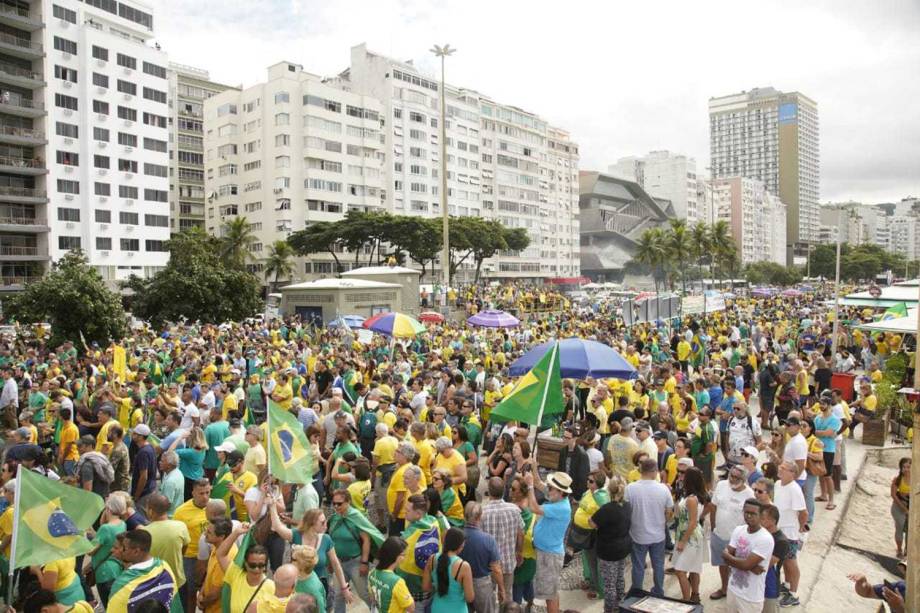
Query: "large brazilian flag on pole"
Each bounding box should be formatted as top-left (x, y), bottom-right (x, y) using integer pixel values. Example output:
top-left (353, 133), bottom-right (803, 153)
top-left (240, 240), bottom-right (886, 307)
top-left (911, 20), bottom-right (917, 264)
top-left (10, 466), bottom-right (104, 569)
top-left (267, 399), bottom-right (316, 483)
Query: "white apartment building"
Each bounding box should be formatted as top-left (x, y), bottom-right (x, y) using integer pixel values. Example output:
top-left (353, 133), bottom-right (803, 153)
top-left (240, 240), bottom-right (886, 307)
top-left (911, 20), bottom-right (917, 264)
top-left (709, 176), bottom-right (785, 266)
top-left (342, 43), bottom-right (579, 281)
top-left (709, 87), bottom-right (819, 264)
top-left (202, 61), bottom-right (385, 278)
top-left (608, 150), bottom-right (699, 222)
top-left (43, 0), bottom-right (170, 282)
top-left (168, 62), bottom-right (236, 234)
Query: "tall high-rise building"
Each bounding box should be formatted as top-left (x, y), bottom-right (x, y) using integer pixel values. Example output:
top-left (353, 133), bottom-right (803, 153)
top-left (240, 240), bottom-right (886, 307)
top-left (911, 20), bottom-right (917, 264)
top-left (343, 43), bottom-right (579, 281)
top-left (608, 150), bottom-right (699, 222)
top-left (168, 63), bottom-right (236, 234)
top-left (709, 176), bottom-right (786, 266)
top-left (709, 87), bottom-right (819, 264)
top-left (203, 61), bottom-right (385, 278)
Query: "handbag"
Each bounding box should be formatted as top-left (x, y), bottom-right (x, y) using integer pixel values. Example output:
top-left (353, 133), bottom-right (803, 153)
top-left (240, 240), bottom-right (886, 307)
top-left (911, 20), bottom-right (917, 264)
top-left (251, 511), bottom-right (274, 545)
top-left (806, 455), bottom-right (826, 477)
top-left (566, 524), bottom-right (595, 553)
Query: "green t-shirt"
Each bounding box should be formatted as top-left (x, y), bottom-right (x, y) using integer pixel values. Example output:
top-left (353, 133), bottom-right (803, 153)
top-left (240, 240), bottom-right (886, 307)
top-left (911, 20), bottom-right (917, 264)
top-left (92, 521), bottom-right (126, 583)
top-left (295, 572), bottom-right (326, 612)
top-left (203, 421), bottom-right (231, 470)
top-left (328, 514), bottom-right (362, 560)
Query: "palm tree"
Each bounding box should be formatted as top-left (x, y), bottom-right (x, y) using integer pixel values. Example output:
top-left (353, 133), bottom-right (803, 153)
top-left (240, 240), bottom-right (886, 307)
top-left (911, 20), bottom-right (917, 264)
top-left (220, 217), bottom-right (256, 269)
top-left (708, 220), bottom-right (733, 290)
top-left (264, 240), bottom-right (296, 292)
top-left (634, 227), bottom-right (667, 296)
top-left (666, 219), bottom-right (693, 295)
top-left (690, 221), bottom-right (711, 291)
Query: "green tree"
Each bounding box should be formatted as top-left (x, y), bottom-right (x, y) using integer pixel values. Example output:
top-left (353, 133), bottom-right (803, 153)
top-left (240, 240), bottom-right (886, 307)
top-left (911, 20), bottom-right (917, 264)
top-left (743, 261), bottom-right (803, 286)
top-left (708, 220), bottom-right (734, 286)
top-left (690, 221), bottom-right (711, 289)
top-left (124, 229), bottom-right (262, 326)
top-left (219, 217), bottom-right (257, 269)
top-left (5, 250), bottom-right (127, 347)
top-left (288, 222), bottom-right (345, 274)
top-left (807, 244), bottom-right (837, 279)
top-left (666, 219), bottom-right (693, 294)
top-left (264, 240), bottom-right (296, 291)
top-left (397, 217), bottom-right (442, 281)
top-left (633, 227), bottom-right (667, 295)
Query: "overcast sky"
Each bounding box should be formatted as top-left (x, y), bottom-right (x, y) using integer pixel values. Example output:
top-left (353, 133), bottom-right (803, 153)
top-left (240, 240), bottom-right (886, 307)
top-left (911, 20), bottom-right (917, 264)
top-left (149, 0), bottom-right (920, 205)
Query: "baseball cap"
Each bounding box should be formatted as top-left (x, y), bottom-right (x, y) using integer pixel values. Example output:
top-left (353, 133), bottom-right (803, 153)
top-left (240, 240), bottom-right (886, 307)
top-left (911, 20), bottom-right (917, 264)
top-left (677, 457), bottom-right (695, 468)
top-left (215, 441), bottom-right (236, 453)
top-left (634, 420), bottom-right (651, 432)
top-left (783, 416), bottom-right (801, 426)
top-left (131, 424), bottom-right (151, 437)
top-left (742, 445), bottom-right (759, 458)
top-left (334, 410), bottom-right (348, 420)
top-left (226, 450), bottom-right (244, 466)
top-left (652, 430), bottom-right (668, 441)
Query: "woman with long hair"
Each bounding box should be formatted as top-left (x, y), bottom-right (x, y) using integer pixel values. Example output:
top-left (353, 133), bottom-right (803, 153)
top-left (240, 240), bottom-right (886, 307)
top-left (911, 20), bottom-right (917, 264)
top-left (590, 475), bottom-right (631, 612)
top-left (509, 475), bottom-right (536, 608)
top-left (432, 469), bottom-right (464, 527)
top-left (168, 425), bottom-right (208, 499)
top-left (368, 537), bottom-right (414, 612)
top-left (801, 419), bottom-right (824, 525)
top-left (672, 467), bottom-right (708, 604)
top-left (422, 527), bottom-right (473, 612)
top-left (486, 432), bottom-right (512, 479)
top-left (891, 457), bottom-right (911, 558)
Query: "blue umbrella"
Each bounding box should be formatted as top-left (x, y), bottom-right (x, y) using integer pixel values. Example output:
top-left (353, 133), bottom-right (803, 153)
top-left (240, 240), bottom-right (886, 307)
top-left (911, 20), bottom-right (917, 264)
top-left (328, 315), bottom-right (366, 330)
top-left (509, 337), bottom-right (638, 380)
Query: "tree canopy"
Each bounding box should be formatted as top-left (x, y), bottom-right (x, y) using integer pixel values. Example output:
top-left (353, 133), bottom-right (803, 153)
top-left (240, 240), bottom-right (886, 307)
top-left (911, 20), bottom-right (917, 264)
top-left (807, 243), bottom-right (908, 281)
top-left (5, 250), bottom-right (127, 347)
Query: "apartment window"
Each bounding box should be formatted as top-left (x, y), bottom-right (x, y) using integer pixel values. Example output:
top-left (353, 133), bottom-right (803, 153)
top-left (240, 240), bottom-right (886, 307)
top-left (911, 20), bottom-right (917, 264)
top-left (144, 214), bottom-right (168, 227)
top-left (53, 4), bottom-right (77, 23)
top-left (178, 118), bottom-right (202, 132)
top-left (143, 138), bottom-right (166, 152)
top-left (218, 184), bottom-right (239, 196)
top-left (117, 106), bottom-right (137, 122)
top-left (142, 163), bottom-right (167, 178)
top-left (55, 94), bottom-right (78, 111)
top-left (410, 183), bottom-right (427, 193)
top-left (116, 80), bottom-right (136, 96)
top-left (119, 212), bottom-right (138, 225)
top-left (143, 113), bottom-right (167, 128)
top-left (92, 45), bottom-right (108, 61)
top-left (217, 124), bottom-right (236, 137)
top-left (120, 239), bottom-right (139, 252)
top-left (303, 96), bottom-right (341, 113)
top-left (274, 177), bottom-right (290, 190)
top-left (409, 111), bottom-right (425, 123)
top-left (56, 151), bottom-right (78, 166)
top-left (117, 4), bottom-right (152, 29)
top-left (117, 132), bottom-right (137, 147)
top-left (142, 87), bottom-right (166, 104)
top-left (54, 65), bottom-right (77, 83)
top-left (57, 207), bottom-right (80, 222)
top-left (92, 100), bottom-right (109, 115)
top-left (409, 147), bottom-right (425, 158)
top-left (116, 53), bottom-right (136, 70)
top-left (144, 189), bottom-right (168, 202)
top-left (177, 151), bottom-right (203, 165)
top-left (245, 201), bottom-right (262, 212)
top-left (58, 236), bottom-right (81, 250)
top-left (274, 92), bottom-right (290, 104)
top-left (275, 156), bottom-right (290, 168)
top-left (275, 113), bottom-right (289, 126)
top-left (55, 122), bottom-right (78, 138)
top-left (142, 61), bottom-right (166, 79)
top-left (93, 127), bottom-right (109, 141)
top-left (93, 155), bottom-right (109, 169)
top-left (218, 144), bottom-right (238, 156)
top-left (145, 240), bottom-right (167, 252)
top-left (92, 73), bottom-right (108, 88)
top-left (305, 158), bottom-right (342, 173)
top-left (95, 208), bottom-right (112, 223)
top-left (304, 116), bottom-right (341, 133)
top-left (96, 237), bottom-right (112, 250)
top-left (304, 136), bottom-right (342, 153)
top-left (275, 134), bottom-right (290, 147)
top-left (307, 200), bottom-right (342, 213)
top-left (305, 179), bottom-right (342, 192)
top-left (94, 182), bottom-right (110, 196)
top-left (118, 159), bottom-right (138, 173)
top-left (119, 185), bottom-right (138, 199)
top-left (53, 37), bottom-right (77, 55)
top-left (243, 161), bottom-right (260, 172)
top-left (219, 163), bottom-right (238, 176)
top-left (216, 103), bottom-right (237, 117)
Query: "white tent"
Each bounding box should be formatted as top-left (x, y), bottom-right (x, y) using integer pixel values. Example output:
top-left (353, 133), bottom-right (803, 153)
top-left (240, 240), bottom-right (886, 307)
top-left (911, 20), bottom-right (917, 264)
top-left (841, 285), bottom-right (919, 307)
top-left (857, 308), bottom-right (918, 335)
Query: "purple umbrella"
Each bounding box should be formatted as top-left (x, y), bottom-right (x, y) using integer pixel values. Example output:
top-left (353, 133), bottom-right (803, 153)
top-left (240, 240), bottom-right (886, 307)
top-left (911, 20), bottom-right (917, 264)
top-left (467, 309), bottom-right (520, 328)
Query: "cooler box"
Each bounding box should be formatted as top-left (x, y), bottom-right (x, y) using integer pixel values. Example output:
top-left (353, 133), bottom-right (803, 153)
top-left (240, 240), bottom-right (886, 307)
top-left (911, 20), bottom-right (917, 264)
top-left (831, 372), bottom-right (857, 401)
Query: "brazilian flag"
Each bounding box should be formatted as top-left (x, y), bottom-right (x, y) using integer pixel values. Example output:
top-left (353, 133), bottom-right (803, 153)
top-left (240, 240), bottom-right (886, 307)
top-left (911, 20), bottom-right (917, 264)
top-left (11, 468), bottom-right (104, 568)
top-left (267, 399), bottom-right (315, 484)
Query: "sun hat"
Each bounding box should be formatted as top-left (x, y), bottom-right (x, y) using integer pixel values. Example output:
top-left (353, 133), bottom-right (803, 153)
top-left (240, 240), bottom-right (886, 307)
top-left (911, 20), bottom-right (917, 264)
top-left (546, 472), bottom-right (573, 494)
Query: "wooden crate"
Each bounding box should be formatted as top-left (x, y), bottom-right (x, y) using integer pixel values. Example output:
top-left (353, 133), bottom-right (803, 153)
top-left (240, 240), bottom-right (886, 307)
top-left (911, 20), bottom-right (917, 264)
top-left (862, 418), bottom-right (888, 446)
top-left (536, 436), bottom-right (564, 470)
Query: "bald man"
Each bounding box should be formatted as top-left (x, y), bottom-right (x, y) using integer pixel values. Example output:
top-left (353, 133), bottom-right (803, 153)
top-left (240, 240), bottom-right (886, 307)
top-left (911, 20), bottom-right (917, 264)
top-left (248, 563), bottom-right (298, 612)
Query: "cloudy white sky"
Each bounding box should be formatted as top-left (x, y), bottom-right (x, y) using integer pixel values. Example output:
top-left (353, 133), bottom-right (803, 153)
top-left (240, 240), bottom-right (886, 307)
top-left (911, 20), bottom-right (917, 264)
top-left (149, 0), bottom-right (920, 204)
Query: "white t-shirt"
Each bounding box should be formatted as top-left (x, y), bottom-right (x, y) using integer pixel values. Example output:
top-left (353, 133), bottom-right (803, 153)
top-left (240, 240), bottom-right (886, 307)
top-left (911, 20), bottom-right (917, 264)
top-left (728, 525), bottom-right (774, 603)
top-left (774, 480), bottom-right (807, 541)
top-left (783, 433), bottom-right (808, 481)
top-left (832, 403), bottom-right (846, 442)
top-left (179, 403), bottom-right (200, 430)
top-left (728, 416), bottom-right (762, 463)
top-left (712, 480), bottom-right (755, 540)
top-left (585, 447), bottom-right (604, 473)
top-left (624, 479), bottom-right (674, 545)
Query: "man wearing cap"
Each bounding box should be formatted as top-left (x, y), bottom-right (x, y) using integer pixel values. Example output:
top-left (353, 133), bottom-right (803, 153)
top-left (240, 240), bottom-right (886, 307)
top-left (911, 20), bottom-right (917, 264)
top-left (625, 458), bottom-right (673, 597)
top-left (523, 464), bottom-right (572, 613)
top-left (131, 423), bottom-right (158, 501)
top-left (653, 431), bottom-right (673, 484)
top-left (782, 416), bottom-right (808, 485)
top-left (224, 449), bottom-right (257, 521)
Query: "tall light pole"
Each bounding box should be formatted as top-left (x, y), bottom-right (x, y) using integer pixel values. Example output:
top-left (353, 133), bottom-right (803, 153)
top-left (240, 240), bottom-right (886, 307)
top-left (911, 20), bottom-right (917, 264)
top-left (430, 44), bottom-right (454, 296)
top-left (830, 207), bottom-right (843, 357)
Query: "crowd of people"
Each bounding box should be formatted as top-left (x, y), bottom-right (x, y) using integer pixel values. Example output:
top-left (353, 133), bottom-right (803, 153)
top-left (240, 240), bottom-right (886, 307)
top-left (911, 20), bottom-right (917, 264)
top-left (0, 283), bottom-right (912, 613)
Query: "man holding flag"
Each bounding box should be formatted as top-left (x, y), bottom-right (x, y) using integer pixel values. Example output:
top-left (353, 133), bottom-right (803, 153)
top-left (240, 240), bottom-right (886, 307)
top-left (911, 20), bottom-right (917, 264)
top-left (108, 529), bottom-right (179, 612)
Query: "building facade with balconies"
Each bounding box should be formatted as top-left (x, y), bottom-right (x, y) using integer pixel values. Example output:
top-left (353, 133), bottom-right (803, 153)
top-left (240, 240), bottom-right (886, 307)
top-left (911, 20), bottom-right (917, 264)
top-left (202, 61), bottom-right (384, 280)
top-left (168, 62), bottom-right (235, 234)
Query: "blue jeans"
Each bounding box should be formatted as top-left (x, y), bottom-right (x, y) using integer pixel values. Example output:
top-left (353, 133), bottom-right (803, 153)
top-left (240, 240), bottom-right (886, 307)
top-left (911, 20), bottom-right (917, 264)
top-left (803, 473), bottom-right (818, 524)
top-left (630, 539), bottom-right (666, 597)
top-left (334, 557), bottom-right (370, 613)
top-left (513, 581), bottom-right (534, 604)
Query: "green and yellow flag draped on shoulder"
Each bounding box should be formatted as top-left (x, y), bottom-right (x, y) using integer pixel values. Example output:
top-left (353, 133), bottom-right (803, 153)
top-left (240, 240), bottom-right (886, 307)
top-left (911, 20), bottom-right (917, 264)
top-left (11, 467), bottom-right (105, 569)
top-left (267, 399), bottom-right (316, 483)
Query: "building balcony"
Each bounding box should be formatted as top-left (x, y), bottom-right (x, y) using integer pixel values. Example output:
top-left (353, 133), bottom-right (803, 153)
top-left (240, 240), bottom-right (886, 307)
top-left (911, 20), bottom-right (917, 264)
top-left (0, 62), bottom-right (43, 89)
top-left (0, 92), bottom-right (44, 118)
top-left (0, 155), bottom-right (46, 175)
top-left (0, 212), bottom-right (47, 232)
top-left (0, 124), bottom-right (43, 146)
top-left (0, 185), bottom-right (46, 204)
top-left (0, 31), bottom-right (43, 60)
top-left (0, 3), bottom-right (42, 32)
top-left (0, 244), bottom-right (47, 261)
top-left (0, 274), bottom-right (39, 290)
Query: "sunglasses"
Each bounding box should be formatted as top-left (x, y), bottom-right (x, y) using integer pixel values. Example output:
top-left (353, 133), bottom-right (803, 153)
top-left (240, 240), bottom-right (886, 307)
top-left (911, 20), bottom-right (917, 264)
top-left (333, 500), bottom-right (348, 507)
top-left (246, 562), bottom-right (267, 570)
top-left (754, 488), bottom-right (767, 494)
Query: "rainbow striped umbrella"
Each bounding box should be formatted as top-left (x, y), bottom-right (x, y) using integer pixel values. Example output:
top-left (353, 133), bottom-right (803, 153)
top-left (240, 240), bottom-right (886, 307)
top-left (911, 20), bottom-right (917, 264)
top-left (363, 312), bottom-right (426, 338)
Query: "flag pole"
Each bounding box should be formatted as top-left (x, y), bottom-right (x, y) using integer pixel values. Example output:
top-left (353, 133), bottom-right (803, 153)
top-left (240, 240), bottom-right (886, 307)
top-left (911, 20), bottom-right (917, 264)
top-left (7, 464), bottom-right (21, 605)
top-left (531, 341), bottom-right (558, 451)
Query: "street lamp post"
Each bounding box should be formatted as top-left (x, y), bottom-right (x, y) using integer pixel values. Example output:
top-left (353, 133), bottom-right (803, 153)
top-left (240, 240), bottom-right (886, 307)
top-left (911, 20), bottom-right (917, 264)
top-left (830, 207), bottom-right (843, 357)
top-left (430, 44), bottom-right (454, 297)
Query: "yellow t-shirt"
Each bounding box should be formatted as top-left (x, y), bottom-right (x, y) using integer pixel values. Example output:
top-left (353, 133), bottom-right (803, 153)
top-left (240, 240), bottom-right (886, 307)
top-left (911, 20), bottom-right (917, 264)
top-left (96, 419), bottom-right (117, 452)
top-left (348, 480), bottom-right (372, 513)
top-left (60, 421), bottom-right (80, 461)
top-left (43, 557), bottom-right (78, 592)
top-left (863, 394), bottom-right (878, 413)
top-left (664, 377), bottom-right (677, 395)
top-left (433, 449), bottom-right (465, 495)
top-left (0, 507), bottom-right (11, 557)
top-left (377, 410), bottom-right (397, 430)
top-left (224, 565), bottom-right (275, 613)
top-left (411, 437), bottom-right (435, 482)
top-left (373, 435), bottom-right (398, 469)
top-left (24, 423), bottom-right (38, 444)
top-left (253, 590), bottom-right (291, 613)
top-left (243, 444), bottom-right (267, 476)
top-left (202, 545), bottom-right (235, 613)
top-left (386, 463), bottom-right (428, 518)
top-left (222, 393), bottom-right (238, 421)
top-left (173, 500), bottom-right (209, 558)
top-left (273, 383), bottom-right (293, 411)
top-left (665, 454), bottom-right (678, 485)
top-left (676, 341), bottom-right (691, 361)
top-left (201, 363), bottom-right (217, 384)
top-left (232, 471), bottom-right (259, 522)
